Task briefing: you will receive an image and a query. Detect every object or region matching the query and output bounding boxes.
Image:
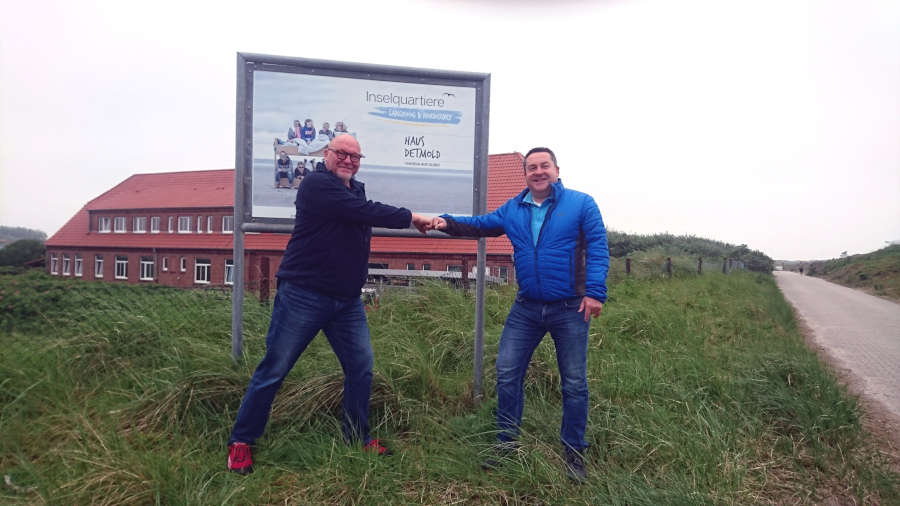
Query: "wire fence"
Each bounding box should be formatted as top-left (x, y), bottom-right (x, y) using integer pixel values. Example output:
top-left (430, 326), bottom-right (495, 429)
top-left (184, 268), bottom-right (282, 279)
top-left (352, 255), bottom-right (750, 302)
top-left (607, 255), bottom-right (745, 284)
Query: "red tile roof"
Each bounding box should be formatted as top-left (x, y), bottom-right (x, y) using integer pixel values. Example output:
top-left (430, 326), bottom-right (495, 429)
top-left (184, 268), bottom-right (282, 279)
top-left (89, 169), bottom-right (235, 210)
top-left (47, 170), bottom-right (236, 249)
top-left (47, 154), bottom-right (526, 256)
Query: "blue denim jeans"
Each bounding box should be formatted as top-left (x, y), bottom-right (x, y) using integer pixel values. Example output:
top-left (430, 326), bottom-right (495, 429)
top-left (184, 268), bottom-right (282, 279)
top-left (495, 296), bottom-right (591, 450)
top-left (230, 280), bottom-right (374, 445)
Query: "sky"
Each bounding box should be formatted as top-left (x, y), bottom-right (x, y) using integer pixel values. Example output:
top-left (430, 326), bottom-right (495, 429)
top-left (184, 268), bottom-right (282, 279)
top-left (1, 0), bottom-right (898, 260)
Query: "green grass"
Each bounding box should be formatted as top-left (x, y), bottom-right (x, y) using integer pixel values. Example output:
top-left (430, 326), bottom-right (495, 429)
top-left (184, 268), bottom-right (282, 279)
top-left (807, 245), bottom-right (900, 301)
top-left (1, 269), bottom-right (897, 504)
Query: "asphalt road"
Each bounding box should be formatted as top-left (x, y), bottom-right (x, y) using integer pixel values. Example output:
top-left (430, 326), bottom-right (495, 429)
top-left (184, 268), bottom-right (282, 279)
top-left (774, 271), bottom-right (900, 421)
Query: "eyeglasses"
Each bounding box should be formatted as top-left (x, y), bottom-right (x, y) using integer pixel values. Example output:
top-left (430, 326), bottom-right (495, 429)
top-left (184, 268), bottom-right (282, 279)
top-left (328, 149), bottom-right (364, 163)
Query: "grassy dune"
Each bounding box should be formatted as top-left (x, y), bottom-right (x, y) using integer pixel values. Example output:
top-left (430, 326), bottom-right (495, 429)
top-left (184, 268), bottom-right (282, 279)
top-left (1, 270), bottom-right (897, 504)
top-left (808, 245), bottom-right (900, 302)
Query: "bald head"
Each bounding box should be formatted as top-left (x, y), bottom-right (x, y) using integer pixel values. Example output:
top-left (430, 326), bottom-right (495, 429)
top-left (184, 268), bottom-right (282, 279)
top-left (328, 134), bottom-right (360, 153)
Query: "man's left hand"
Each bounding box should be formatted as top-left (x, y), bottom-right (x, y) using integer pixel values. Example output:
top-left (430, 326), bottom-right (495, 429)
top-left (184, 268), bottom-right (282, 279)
top-left (410, 213), bottom-right (432, 235)
top-left (578, 296), bottom-right (604, 322)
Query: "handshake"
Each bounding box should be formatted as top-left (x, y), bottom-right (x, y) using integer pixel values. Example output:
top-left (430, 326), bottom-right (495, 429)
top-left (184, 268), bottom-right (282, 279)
top-left (410, 214), bottom-right (448, 235)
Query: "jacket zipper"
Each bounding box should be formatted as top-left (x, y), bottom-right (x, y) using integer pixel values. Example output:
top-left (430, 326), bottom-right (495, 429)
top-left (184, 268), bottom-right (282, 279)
top-left (532, 198), bottom-right (556, 298)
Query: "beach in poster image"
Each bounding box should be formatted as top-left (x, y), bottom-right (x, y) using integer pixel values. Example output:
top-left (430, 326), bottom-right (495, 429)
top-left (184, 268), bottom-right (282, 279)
top-left (251, 70), bottom-right (478, 219)
top-left (252, 158), bottom-right (473, 219)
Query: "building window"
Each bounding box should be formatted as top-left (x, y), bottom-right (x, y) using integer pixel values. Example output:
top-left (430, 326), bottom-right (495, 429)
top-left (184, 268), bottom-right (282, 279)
top-left (422, 263), bottom-right (431, 270)
top-left (406, 263), bottom-right (416, 270)
top-left (195, 258), bottom-right (211, 284)
top-left (50, 254), bottom-right (59, 274)
top-left (98, 216), bottom-right (111, 233)
top-left (74, 254), bottom-right (83, 277)
top-left (368, 263), bottom-right (388, 269)
top-left (222, 216), bottom-right (234, 234)
top-left (150, 216), bottom-right (160, 233)
top-left (168, 216), bottom-right (174, 233)
top-left (225, 259), bottom-right (234, 285)
top-left (133, 216), bottom-right (147, 233)
top-left (95, 255), bottom-right (104, 278)
top-left (498, 266), bottom-right (509, 283)
top-left (180, 257), bottom-right (186, 272)
top-left (197, 216), bottom-right (203, 233)
top-left (114, 216), bottom-right (126, 233)
top-left (207, 216), bottom-right (214, 233)
top-left (162, 257), bottom-right (168, 272)
top-left (178, 216), bottom-right (192, 233)
top-left (115, 256), bottom-right (128, 280)
top-left (447, 265), bottom-right (463, 272)
top-left (62, 254), bottom-right (71, 276)
top-left (140, 257), bottom-right (155, 281)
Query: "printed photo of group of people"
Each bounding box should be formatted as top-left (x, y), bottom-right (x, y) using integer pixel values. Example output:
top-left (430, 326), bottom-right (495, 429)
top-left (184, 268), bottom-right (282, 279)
top-left (274, 152), bottom-right (326, 189)
top-left (272, 118), bottom-right (355, 189)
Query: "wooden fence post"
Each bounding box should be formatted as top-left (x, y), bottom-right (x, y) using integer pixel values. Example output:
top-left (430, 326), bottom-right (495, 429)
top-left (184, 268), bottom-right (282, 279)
top-left (260, 256), bottom-right (270, 304)
top-left (462, 257), bottom-right (470, 290)
top-left (626, 258), bottom-right (631, 275)
top-left (666, 257), bottom-right (672, 277)
top-left (722, 257), bottom-right (727, 274)
top-left (698, 257), bottom-right (703, 274)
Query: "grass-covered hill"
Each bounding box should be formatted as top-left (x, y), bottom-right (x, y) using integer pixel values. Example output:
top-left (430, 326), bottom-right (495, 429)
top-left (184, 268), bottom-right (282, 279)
top-left (0, 226), bottom-right (46, 248)
top-left (608, 231), bottom-right (774, 272)
top-left (1, 268), bottom-right (896, 504)
top-left (0, 240), bottom-right (46, 267)
top-left (807, 245), bottom-right (900, 301)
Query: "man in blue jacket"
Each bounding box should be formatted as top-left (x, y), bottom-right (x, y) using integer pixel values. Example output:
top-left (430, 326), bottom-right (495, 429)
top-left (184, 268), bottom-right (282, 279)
top-left (228, 134), bottom-right (432, 474)
top-left (433, 147), bottom-right (609, 482)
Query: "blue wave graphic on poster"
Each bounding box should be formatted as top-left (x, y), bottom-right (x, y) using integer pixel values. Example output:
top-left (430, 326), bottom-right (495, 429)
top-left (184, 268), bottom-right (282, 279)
top-left (369, 107), bottom-right (462, 125)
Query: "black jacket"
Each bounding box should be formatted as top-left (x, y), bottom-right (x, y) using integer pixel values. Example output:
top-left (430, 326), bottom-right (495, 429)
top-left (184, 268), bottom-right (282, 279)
top-left (276, 171), bottom-right (412, 298)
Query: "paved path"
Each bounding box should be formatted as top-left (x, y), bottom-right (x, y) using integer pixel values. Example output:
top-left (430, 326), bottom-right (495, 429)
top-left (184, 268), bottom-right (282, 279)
top-left (774, 271), bottom-right (900, 420)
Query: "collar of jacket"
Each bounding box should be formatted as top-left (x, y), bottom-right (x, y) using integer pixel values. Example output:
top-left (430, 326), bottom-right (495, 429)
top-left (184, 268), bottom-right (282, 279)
top-left (515, 179), bottom-right (565, 206)
top-left (323, 169), bottom-right (366, 193)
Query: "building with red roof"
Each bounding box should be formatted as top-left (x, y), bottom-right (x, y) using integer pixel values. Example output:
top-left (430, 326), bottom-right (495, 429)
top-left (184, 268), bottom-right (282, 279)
top-left (45, 153), bottom-right (525, 292)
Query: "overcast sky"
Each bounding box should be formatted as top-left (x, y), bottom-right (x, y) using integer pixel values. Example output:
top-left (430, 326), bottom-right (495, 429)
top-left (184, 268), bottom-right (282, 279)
top-left (1, 0), bottom-right (898, 260)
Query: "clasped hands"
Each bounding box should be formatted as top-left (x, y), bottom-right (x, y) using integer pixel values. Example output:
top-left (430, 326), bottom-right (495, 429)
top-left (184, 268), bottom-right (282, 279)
top-left (409, 213), bottom-right (603, 321)
top-left (410, 214), bottom-right (449, 235)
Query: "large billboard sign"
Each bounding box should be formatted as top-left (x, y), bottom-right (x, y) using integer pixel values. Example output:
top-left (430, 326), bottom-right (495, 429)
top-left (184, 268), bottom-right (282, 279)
top-left (235, 53), bottom-right (491, 228)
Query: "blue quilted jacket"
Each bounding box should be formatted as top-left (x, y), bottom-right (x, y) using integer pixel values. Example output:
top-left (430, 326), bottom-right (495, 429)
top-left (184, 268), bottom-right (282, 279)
top-left (441, 181), bottom-right (609, 302)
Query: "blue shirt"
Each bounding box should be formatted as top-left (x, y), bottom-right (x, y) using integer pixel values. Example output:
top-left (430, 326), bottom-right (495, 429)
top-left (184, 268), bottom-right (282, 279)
top-left (523, 191), bottom-right (553, 246)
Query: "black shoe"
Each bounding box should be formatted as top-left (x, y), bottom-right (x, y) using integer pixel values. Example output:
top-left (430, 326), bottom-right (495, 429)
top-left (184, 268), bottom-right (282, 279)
top-left (481, 442), bottom-right (519, 470)
top-left (565, 447), bottom-right (587, 483)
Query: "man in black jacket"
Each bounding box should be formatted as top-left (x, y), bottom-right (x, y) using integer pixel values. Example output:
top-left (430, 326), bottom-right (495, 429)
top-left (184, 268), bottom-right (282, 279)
top-left (227, 135), bottom-right (432, 474)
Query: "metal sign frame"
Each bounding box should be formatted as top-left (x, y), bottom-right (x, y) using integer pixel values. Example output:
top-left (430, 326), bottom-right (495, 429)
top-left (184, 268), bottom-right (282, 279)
top-left (232, 53), bottom-right (491, 400)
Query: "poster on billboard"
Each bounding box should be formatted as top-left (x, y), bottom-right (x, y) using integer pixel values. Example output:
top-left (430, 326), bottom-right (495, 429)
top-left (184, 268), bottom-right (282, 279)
top-left (235, 54), bottom-right (490, 228)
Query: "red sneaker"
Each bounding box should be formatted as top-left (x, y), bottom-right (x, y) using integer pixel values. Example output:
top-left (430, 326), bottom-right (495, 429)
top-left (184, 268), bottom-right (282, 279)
top-left (227, 442), bottom-right (253, 474)
top-left (363, 439), bottom-right (393, 456)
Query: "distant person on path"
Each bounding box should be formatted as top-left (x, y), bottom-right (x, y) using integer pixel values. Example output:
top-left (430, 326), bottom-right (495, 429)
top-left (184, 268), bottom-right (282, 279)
top-left (799, 266), bottom-right (804, 275)
top-left (431, 147), bottom-right (609, 482)
top-left (228, 134), bottom-right (433, 475)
